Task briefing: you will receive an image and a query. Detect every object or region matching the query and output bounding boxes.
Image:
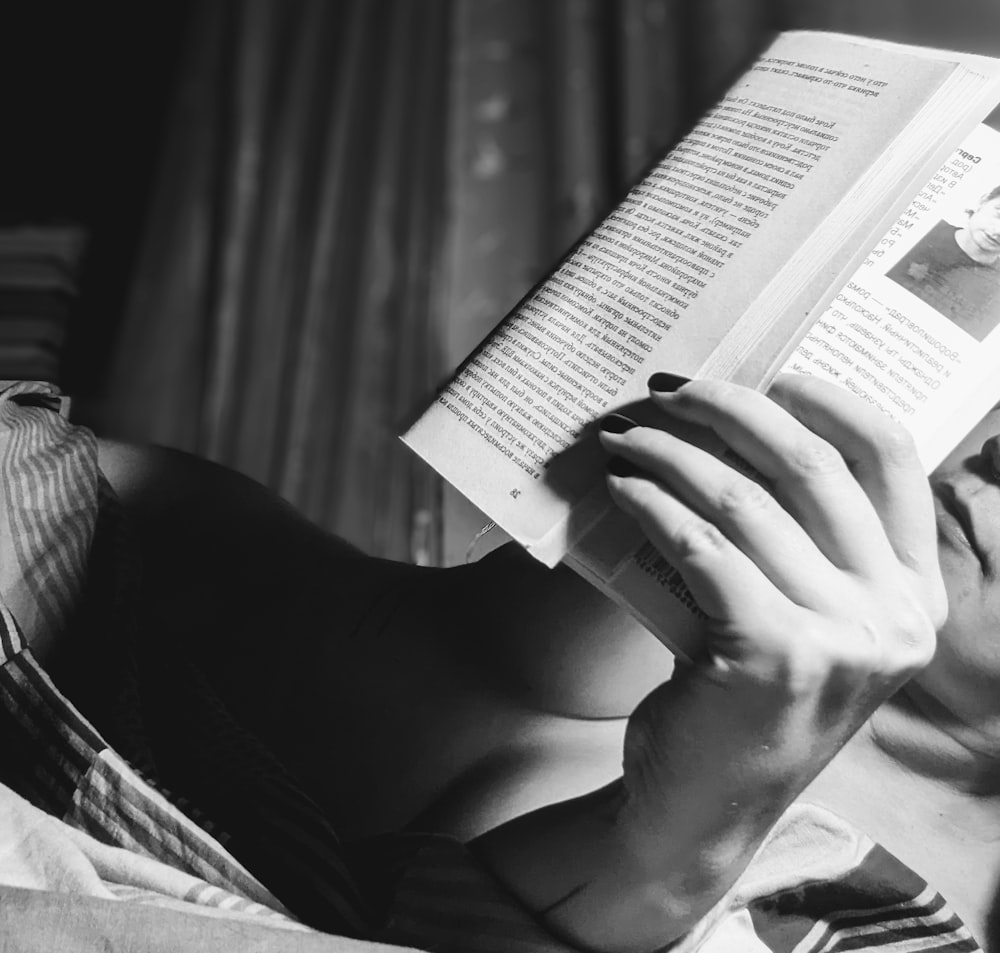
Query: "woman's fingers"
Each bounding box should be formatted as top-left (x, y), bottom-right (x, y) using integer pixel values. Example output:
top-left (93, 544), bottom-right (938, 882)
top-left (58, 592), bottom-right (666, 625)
top-left (765, 374), bottom-right (942, 595)
top-left (645, 378), bottom-right (901, 580)
top-left (604, 460), bottom-right (795, 631)
top-left (599, 426), bottom-right (847, 612)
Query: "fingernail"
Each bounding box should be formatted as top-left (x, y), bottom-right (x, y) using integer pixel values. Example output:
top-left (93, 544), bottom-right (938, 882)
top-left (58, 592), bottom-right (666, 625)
top-left (648, 372), bottom-right (690, 393)
top-left (599, 414), bottom-right (637, 434)
top-left (607, 456), bottom-right (640, 478)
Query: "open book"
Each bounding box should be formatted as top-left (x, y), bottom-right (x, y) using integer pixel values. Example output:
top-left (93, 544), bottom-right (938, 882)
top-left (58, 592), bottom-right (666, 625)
top-left (404, 31), bottom-right (1000, 659)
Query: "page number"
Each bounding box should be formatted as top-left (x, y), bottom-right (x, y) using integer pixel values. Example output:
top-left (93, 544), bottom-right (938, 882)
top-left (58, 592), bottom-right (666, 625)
top-left (509, 488), bottom-right (521, 499)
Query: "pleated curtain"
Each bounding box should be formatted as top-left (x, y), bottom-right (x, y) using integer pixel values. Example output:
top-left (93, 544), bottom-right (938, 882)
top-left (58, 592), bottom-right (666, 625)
top-left (98, 0), bottom-right (780, 564)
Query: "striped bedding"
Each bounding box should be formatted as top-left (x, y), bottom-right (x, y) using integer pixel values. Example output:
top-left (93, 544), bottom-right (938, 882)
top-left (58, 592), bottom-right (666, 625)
top-left (0, 380), bottom-right (982, 953)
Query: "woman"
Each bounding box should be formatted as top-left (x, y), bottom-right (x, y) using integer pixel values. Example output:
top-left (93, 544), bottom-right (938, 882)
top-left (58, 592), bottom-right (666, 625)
top-left (88, 370), bottom-right (998, 951)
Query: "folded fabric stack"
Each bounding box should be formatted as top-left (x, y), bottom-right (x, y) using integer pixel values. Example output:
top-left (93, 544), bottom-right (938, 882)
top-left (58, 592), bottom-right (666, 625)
top-left (0, 225), bottom-right (87, 383)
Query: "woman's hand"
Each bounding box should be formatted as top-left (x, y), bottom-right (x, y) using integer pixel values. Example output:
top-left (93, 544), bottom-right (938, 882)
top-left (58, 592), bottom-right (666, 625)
top-left (594, 373), bottom-right (946, 934)
top-left (473, 373), bottom-right (946, 953)
top-left (602, 371), bottom-right (944, 711)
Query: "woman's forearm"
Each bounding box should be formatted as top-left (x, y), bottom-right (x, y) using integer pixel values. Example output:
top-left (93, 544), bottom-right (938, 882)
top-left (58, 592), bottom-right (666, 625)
top-left (470, 671), bottom-right (824, 953)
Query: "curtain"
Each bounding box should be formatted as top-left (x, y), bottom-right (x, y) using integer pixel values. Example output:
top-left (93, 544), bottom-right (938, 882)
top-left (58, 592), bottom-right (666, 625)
top-left (438, 0), bottom-right (777, 557)
top-left (101, 0), bottom-right (452, 562)
top-left (97, 0), bottom-right (779, 563)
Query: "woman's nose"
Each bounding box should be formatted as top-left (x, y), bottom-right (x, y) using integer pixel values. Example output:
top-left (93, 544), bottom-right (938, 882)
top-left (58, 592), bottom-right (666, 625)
top-left (983, 434), bottom-right (1000, 479)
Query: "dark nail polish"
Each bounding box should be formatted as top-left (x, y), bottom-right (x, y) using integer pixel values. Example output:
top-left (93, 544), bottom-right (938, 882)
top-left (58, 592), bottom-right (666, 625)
top-left (599, 414), bottom-right (637, 434)
top-left (607, 456), bottom-right (640, 478)
top-left (648, 372), bottom-right (690, 393)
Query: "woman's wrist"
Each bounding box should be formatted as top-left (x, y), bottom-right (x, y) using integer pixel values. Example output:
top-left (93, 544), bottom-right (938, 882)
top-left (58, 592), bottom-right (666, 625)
top-left (617, 669), bottom-right (834, 877)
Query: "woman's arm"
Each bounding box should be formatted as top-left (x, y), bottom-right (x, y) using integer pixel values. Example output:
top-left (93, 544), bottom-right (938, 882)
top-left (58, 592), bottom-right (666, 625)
top-left (97, 438), bottom-right (675, 719)
top-left (471, 374), bottom-right (946, 953)
top-left (92, 439), bottom-right (671, 836)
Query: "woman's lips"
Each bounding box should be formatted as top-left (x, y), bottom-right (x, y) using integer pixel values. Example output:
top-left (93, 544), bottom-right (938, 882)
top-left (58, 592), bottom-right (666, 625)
top-left (934, 483), bottom-right (986, 573)
top-left (935, 480), bottom-right (1000, 577)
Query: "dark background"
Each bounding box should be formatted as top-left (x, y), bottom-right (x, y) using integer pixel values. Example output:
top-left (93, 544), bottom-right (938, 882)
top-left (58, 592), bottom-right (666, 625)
top-left (1, 1), bottom-right (193, 390)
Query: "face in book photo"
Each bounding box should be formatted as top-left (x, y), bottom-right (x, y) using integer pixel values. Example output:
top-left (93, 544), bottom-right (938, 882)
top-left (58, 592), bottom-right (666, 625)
top-left (887, 185), bottom-right (1000, 341)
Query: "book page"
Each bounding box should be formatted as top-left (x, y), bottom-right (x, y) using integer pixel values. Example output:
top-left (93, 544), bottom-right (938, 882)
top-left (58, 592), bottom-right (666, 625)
top-left (405, 31), bottom-right (956, 558)
top-left (404, 34), bottom-right (955, 563)
top-left (781, 123), bottom-right (1000, 470)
